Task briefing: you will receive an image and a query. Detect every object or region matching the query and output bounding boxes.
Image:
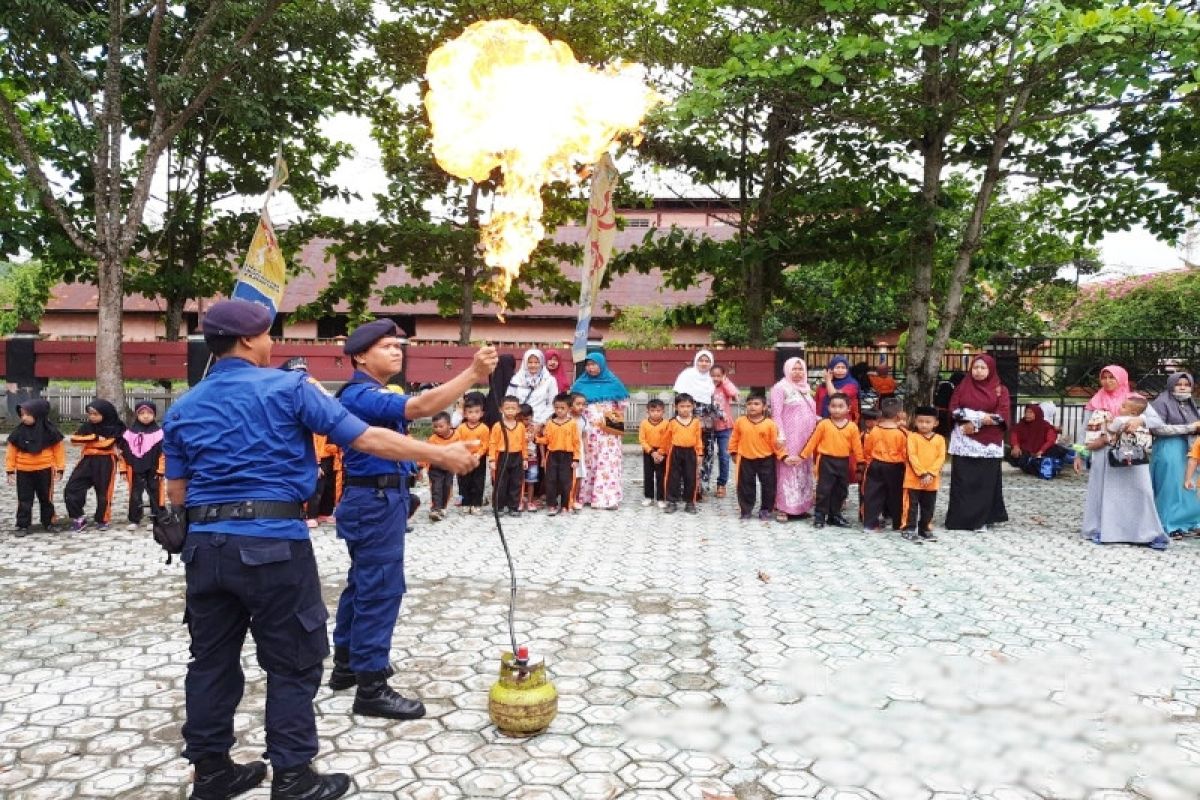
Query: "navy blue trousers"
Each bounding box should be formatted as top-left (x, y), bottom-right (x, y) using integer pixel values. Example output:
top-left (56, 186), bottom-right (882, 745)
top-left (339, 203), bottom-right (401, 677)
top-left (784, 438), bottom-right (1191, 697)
top-left (332, 486), bottom-right (407, 672)
top-left (181, 533), bottom-right (328, 769)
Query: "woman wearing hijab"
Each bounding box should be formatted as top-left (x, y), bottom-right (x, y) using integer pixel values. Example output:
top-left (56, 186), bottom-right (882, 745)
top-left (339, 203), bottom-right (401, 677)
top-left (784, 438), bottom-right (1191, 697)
top-left (1007, 404), bottom-right (1067, 475)
top-left (1148, 372), bottom-right (1200, 535)
top-left (814, 356), bottom-right (861, 421)
top-left (64, 398), bottom-right (126, 532)
top-left (544, 349), bottom-right (572, 394)
top-left (944, 354), bottom-right (1010, 531)
top-left (484, 354), bottom-right (517, 427)
top-left (507, 348), bottom-right (559, 424)
top-left (770, 358), bottom-right (818, 522)
top-left (673, 350), bottom-right (719, 496)
top-left (571, 352), bottom-right (629, 509)
top-left (1076, 366), bottom-right (1167, 547)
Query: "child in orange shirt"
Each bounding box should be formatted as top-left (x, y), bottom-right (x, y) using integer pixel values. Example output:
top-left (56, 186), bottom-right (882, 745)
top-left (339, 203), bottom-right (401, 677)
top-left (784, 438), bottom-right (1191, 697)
top-left (64, 398), bottom-right (125, 532)
top-left (800, 393), bottom-right (863, 528)
top-left (456, 393), bottom-right (491, 514)
top-left (489, 396), bottom-right (526, 516)
top-left (729, 392), bottom-right (786, 521)
top-left (5, 399), bottom-right (66, 536)
top-left (639, 399), bottom-right (669, 507)
top-left (862, 397), bottom-right (908, 531)
top-left (426, 412), bottom-right (459, 521)
top-left (664, 393), bottom-right (705, 514)
top-left (537, 393), bottom-right (582, 515)
top-left (902, 406), bottom-right (947, 543)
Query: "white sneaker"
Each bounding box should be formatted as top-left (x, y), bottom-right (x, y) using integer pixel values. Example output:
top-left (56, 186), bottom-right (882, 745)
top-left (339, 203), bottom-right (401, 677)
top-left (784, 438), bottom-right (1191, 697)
top-left (641, 499), bottom-right (653, 507)
top-left (657, 501), bottom-right (667, 509)
top-left (974, 525), bottom-right (989, 533)
top-left (126, 522), bottom-right (138, 531)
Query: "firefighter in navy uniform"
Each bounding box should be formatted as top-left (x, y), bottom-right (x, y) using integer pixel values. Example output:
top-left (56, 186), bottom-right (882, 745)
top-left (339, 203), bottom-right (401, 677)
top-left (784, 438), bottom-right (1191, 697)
top-left (329, 320), bottom-right (496, 719)
top-left (163, 301), bottom-right (481, 800)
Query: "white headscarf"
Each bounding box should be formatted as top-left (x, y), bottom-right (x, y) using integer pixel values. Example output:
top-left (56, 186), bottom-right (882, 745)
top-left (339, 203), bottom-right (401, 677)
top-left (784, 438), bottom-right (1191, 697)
top-left (673, 349), bottom-right (716, 405)
top-left (514, 348), bottom-right (550, 390)
top-left (508, 348), bottom-right (557, 423)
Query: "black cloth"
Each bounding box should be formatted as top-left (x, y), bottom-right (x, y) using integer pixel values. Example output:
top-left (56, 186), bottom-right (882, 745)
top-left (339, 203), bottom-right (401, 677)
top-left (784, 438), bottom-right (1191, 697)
top-left (127, 469), bottom-right (164, 524)
top-left (459, 458), bottom-right (487, 507)
top-left (77, 399), bottom-right (125, 440)
top-left (15, 468), bottom-right (55, 528)
top-left (484, 356), bottom-right (517, 427)
top-left (64, 454), bottom-right (118, 523)
top-left (493, 452), bottom-right (522, 512)
top-left (903, 488), bottom-right (937, 533)
top-left (944, 455), bottom-right (1008, 530)
top-left (736, 456), bottom-right (776, 515)
top-left (10, 399), bottom-right (63, 454)
top-left (543, 451), bottom-right (574, 510)
top-left (814, 455), bottom-right (851, 517)
top-left (429, 467), bottom-right (455, 511)
top-left (667, 446), bottom-right (698, 503)
top-left (305, 456), bottom-right (338, 519)
top-left (642, 452), bottom-right (666, 502)
top-left (862, 460), bottom-right (905, 530)
top-left (180, 534), bottom-right (327, 769)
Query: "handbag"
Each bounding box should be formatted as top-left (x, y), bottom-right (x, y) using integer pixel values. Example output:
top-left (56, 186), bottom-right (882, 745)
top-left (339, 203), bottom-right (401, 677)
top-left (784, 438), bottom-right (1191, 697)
top-left (152, 505), bottom-right (188, 564)
top-left (601, 410), bottom-right (625, 438)
top-left (1107, 442), bottom-right (1148, 468)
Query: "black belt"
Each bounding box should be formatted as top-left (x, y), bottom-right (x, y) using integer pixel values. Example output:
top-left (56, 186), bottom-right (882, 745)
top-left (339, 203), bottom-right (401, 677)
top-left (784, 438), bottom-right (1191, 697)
top-left (187, 501), bottom-right (305, 523)
top-left (345, 474), bottom-right (405, 489)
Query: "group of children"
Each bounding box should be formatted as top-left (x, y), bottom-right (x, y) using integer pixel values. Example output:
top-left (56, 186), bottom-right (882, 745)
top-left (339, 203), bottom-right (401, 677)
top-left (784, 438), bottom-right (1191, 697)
top-left (6, 398), bottom-right (166, 536)
top-left (420, 390), bottom-right (591, 520)
top-left (637, 391), bottom-right (948, 543)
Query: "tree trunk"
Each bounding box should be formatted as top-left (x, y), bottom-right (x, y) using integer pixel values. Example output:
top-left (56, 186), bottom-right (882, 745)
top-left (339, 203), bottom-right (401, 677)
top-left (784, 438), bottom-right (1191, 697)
top-left (164, 298), bottom-right (185, 342)
top-left (95, 251), bottom-right (125, 405)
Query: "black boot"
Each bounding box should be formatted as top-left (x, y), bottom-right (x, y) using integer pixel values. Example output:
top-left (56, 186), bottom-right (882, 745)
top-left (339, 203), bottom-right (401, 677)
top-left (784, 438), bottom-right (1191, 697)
top-left (270, 763), bottom-right (350, 800)
top-left (813, 512), bottom-right (826, 529)
top-left (189, 753), bottom-right (267, 800)
top-left (327, 646), bottom-right (355, 691)
top-left (353, 670), bottom-right (426, 720)
top-left (328, 647), bottom-right (394, 691)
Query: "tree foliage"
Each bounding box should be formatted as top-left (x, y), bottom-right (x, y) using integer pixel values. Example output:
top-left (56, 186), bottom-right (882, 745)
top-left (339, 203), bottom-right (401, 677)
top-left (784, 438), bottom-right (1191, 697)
top-left (1064, 271), bottom-right (1200, 339)
top-left (0, 260), bottom-right (58, 335)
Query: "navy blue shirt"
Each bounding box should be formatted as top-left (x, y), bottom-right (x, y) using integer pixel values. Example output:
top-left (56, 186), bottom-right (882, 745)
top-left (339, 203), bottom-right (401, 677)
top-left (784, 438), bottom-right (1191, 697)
top-left (339, 372), bottom-right (411, 478)
top-left (164, 358), bottom-right (368, 539)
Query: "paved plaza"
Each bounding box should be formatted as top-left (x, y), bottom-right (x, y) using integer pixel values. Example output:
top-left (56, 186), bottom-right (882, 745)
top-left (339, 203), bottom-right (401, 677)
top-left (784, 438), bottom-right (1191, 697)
top-left (2, 447), bottom-right (1200, 799)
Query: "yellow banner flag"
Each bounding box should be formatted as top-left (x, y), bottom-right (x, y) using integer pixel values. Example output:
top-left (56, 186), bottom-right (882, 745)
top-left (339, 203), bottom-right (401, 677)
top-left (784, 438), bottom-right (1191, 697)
top-left (232, 155), bottom-right (289, 316)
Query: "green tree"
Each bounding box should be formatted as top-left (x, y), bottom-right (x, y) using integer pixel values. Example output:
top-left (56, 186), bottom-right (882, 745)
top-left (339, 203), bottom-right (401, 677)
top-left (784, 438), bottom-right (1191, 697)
top-left (1, 0), bottom-right (288, 401)
top-left (645, 0), bottom-right (1200, 404)
top-left (0, 260), bottom-right (58, 335)
top-left (1064, 271), bottom-right (1200, 339)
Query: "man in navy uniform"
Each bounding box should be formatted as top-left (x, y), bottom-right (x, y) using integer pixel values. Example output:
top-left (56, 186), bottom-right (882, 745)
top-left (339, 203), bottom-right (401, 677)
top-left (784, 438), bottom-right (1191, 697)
top-left (163, 300), bottom-right (486, 800)
top-left (330, 319), bottom-right (495, 719)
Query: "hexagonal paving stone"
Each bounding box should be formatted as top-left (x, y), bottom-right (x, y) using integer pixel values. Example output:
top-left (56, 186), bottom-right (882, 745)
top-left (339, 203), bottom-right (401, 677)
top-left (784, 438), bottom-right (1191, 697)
top-left (457, 768), bottom-right (521, 797)
top-left (617, 759), bottom-right (683, 790)
top-left (562, 771), bottom-right (627, 800)
top-left (77, 768), bottom-right (145, 797)
top-left (412, 753), bottom-right (473, 781)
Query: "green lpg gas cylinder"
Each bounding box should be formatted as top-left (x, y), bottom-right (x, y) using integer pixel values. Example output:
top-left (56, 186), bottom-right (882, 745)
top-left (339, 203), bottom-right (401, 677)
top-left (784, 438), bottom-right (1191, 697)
top-left (488, 648), bottom-right (558, 736)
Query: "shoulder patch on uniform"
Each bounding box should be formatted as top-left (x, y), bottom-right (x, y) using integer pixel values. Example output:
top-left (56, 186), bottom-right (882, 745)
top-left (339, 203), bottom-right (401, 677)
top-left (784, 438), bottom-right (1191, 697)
top-left (307, 377), bottom-right (333, 396)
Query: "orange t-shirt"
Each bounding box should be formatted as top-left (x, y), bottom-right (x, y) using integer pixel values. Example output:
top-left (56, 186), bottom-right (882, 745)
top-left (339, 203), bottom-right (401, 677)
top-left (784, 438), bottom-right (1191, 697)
top-left (864, 426), bottom-right (907, 464)
top-left (457, 421), bottom-right (491, 459)
top-left (800, 419), bottom-right (863, 461)
top-left (6, 440), bottom-right (66, 473)
top-left (488, 421), bottom-right (526, 462)
top-left (666, 417), bottom-right (704, 456)
top-left (538, 418), bottom-right (582, 459)
top-left (729, 417), bottom-right (786, 460)
top-left (639, 419), bottom-right (669, 454)
top-left (904, 432), bottom-right (947, 490)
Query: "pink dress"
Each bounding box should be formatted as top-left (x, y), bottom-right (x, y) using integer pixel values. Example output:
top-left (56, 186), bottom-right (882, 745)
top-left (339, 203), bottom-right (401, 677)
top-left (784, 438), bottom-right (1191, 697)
top-left (771, 380), bottom-right (817, 515)
top-left (579, 400), bottom-right (625, 508)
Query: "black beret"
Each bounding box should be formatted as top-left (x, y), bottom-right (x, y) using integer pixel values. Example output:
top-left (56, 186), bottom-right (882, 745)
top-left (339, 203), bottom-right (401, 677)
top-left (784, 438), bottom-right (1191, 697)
top-left (344, 319), bottom-right (400, 356)
top-left (914, 405), bottom-right (939, 417)
top-left (202, 299), bottom-right (273, 337)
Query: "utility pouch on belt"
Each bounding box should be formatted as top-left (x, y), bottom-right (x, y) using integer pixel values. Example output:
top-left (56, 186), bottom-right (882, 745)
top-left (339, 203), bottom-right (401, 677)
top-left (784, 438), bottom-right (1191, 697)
top-left (152, 506), bottom-right (188, 565)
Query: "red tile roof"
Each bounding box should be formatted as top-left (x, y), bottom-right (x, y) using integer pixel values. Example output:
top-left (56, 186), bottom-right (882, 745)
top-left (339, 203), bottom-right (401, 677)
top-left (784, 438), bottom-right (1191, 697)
top-left (45, 224), bottom-right (730, 319)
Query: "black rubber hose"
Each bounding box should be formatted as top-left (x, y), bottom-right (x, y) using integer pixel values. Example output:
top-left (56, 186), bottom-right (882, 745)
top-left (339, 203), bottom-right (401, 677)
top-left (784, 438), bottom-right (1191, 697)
top-left (493, 422), bottom-right (521, 658)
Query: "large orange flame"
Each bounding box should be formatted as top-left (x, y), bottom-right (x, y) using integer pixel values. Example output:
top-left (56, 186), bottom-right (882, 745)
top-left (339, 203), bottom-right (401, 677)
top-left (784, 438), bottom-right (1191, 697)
top-left (424, 19), bottom-right (658, 308)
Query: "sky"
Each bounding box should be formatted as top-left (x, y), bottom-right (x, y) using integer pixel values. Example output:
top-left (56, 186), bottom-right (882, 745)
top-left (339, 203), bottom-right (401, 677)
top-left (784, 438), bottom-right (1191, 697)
top-left (261, 113), bottom-right (1194, 285)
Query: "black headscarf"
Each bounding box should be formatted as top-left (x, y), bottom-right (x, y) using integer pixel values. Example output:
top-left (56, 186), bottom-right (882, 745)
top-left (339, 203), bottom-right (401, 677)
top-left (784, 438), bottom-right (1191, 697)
top-left (76, 398), bottom-right (126, 438)
top-left (484, 354), bottom-right (517, 427)
top-left (127, 400), bottom-right (161, 434)
top-left (10, 399), bottom-right (63, 454)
